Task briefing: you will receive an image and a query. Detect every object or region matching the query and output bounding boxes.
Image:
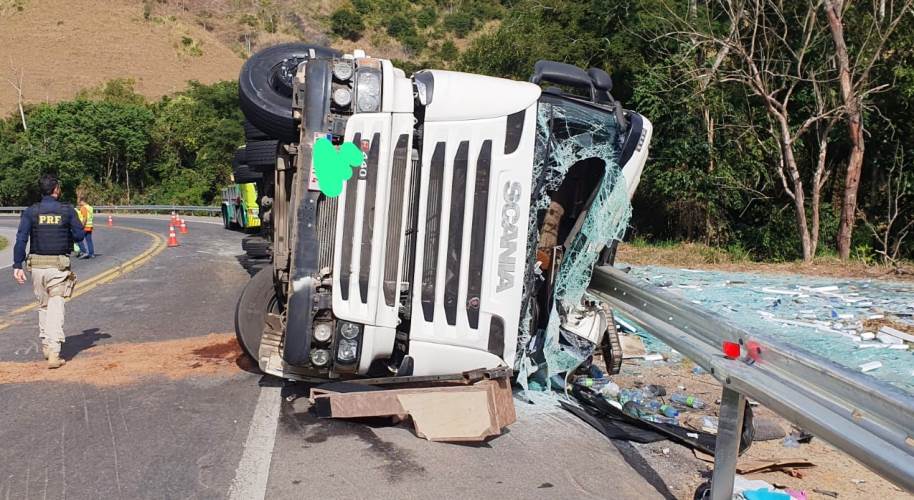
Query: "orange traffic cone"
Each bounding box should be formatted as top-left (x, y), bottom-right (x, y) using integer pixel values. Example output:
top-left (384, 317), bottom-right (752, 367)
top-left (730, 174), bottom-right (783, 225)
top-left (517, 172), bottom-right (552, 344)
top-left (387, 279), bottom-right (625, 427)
top-left (167, 225), bottom-right (179, 247)
top-left (107, 214), bottom-right (113, 227)
top-left (179, 219), bottom-right (188, 234)
top-left (170, 212), bottom-right (177, 226)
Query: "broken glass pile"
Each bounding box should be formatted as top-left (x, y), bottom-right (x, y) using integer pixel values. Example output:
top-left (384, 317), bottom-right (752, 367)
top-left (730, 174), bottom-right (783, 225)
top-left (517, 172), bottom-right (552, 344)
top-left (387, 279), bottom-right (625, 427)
top-left (622, 265), bottom-right (914, 394)
top-left (516, 102), bottom-right (632, 395)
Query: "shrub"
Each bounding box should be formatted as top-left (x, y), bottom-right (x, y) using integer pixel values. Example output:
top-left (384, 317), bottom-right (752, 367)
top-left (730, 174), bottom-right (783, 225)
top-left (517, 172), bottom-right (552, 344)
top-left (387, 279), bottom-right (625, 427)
top-left (443, 11), bottom-right (475, 38)
top-left (437, 40), bottom-right (459, 62)
top-left (416, 6), bottom-right (436, 28)
top-left (386, 13), bottom-right (415, 39)
top-left (330, 8), bottom-right (365, 41)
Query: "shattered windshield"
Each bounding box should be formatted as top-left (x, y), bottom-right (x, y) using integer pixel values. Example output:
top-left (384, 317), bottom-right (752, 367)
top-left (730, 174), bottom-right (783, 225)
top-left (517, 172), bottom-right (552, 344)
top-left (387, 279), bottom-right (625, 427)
top-left (516, 95), bottom-right (633, 395)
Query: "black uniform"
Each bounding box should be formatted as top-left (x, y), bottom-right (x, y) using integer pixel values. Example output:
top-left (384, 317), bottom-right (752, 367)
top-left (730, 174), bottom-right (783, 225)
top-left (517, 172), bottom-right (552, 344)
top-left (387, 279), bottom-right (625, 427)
top-left (13, 195), bottom-right (85, 269)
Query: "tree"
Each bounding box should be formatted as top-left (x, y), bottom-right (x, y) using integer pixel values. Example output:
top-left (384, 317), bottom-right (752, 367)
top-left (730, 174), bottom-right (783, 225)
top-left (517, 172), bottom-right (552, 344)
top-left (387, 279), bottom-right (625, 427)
top-left (6, 60), bottom-right (27, 131)
top-left (670, 0), bottom-right (844, 261)
top-left (860, 150), bottom-right (913, 266)
top-left (822, 0), bottom-right (913, 259)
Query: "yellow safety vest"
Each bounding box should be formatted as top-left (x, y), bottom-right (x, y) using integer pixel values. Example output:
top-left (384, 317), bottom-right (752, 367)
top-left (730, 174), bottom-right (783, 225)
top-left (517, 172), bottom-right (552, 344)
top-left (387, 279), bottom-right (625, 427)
top-left (79, 204), bottom-right (94, 229)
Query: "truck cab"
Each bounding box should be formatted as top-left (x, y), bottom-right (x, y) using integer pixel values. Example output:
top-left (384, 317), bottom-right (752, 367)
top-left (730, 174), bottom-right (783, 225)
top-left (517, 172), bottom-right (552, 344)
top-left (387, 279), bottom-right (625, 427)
top-left (233, 44), bottom-right (651, 381)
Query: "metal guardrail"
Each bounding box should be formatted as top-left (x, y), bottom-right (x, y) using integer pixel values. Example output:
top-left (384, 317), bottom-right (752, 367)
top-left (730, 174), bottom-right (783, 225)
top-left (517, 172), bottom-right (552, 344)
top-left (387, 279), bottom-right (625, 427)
top-left (0, 205), bottom-right (220, 215)
top-left (589, 266), bottom-right (914, 497)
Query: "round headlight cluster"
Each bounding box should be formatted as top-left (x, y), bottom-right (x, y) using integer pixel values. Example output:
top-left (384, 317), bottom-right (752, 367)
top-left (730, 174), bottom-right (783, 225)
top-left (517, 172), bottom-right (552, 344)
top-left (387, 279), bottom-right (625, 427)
top-left (313, 322), bottom-right (333, 343)
top-left (340, 322), bottom-right (360, 340)
top-left (332, 61), bottom-right (353, 81)
top-left (310, 349), bottom-right (330, 367)
top-left (337, 339), bottom-right (358, 362)
top-left (332, 87), bottom-right (352, 107)
top-left (356, 71), bottom-right (381, 112)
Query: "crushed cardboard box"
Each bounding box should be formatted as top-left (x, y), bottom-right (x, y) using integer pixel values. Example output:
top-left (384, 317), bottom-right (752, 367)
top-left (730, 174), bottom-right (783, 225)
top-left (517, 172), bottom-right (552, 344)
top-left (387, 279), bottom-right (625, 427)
top-left (310, 377), bottom-right (516, 442)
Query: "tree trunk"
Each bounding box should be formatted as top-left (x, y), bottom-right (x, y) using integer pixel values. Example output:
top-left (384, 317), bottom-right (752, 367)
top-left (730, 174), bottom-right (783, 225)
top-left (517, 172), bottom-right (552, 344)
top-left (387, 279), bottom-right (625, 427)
top-left (776, 117), bottom-right (814, 262)
top-left (824, 0), bottom-right (865, 260)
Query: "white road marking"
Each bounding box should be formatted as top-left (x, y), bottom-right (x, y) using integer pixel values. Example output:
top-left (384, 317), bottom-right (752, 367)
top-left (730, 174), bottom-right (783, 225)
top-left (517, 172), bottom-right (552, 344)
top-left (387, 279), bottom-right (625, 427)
top-left (228, 385), bottom-right (282, 500)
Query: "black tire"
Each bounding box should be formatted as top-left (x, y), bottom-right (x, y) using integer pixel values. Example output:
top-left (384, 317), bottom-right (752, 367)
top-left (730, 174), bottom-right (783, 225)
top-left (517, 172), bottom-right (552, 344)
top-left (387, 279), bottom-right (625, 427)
top-left (222, 205), bottom-right (231, 229)
top-left (600, 309), bottom-right (623, 375)
top-left (232, 147), bottom-right (246, 169)
top-left (242, 235), bottom-right (272, 258)
top-left (233, 164), bottom-right (263, 183)
top-left (238, 43), bottom-right (340, 142)
top-left (235, 266), bottom-right (275, 361)
top-left (244, 120), bottom-right (270, 141)
top-left (244, 140), bottom-right (280, 171)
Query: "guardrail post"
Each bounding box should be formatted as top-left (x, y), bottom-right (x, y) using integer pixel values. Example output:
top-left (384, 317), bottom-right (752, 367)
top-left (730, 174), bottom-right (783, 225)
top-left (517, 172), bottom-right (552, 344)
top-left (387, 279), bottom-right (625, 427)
top-left (710, 386), bottom-right (745, 500)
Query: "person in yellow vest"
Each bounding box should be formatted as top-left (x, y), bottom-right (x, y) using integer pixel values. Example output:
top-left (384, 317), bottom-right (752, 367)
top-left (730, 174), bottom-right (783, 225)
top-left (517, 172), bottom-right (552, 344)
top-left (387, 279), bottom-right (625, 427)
top-left (77, 197), bottom-right (95, 259)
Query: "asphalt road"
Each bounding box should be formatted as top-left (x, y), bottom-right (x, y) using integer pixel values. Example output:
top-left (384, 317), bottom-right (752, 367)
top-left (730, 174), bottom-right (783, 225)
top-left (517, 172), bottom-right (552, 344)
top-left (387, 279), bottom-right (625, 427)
top-left (0, 216), bottom-right (673, 499)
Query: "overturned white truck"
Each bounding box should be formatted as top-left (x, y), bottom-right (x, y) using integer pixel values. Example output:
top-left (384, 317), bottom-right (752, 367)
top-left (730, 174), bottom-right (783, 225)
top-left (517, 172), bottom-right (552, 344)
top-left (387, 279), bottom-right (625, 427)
top-left (233, 43), bottom-right (651, 381)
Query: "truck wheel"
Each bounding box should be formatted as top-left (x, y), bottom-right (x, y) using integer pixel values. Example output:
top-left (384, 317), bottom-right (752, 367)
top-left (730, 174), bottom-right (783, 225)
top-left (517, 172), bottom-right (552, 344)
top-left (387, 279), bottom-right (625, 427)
top-left (242, 235), bottom-right (272, 258)
top-left (235, 266), bottom-right (275, 361)
top-left (233, 164), bottom-right (263, 184)
top-left (244, 140), bottom-right (280, 171)
top-left (238, 43), bottom-right (340, 142)
top-left (244, 120), bottom-right (270, 141)
top-left (232, 147), bottom-right (245, 169)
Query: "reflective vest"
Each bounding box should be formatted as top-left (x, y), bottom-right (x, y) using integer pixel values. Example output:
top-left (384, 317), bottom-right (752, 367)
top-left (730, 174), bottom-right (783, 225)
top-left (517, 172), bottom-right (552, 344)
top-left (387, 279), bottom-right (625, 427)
top-left (29, 201), bottom-right (74, 256)
top-left (79, 203), bottom-right (94, 229)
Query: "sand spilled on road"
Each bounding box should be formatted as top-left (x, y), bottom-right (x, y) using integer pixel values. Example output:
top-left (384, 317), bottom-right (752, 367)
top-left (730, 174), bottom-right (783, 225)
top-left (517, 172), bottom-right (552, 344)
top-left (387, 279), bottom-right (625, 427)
top-left (0, 333), bottom-right (255, 386)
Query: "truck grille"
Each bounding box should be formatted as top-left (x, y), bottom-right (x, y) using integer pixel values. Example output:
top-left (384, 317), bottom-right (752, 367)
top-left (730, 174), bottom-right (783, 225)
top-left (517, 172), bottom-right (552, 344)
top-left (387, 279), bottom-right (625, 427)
top-left (420, 142), bottom-right (446, 322)
top-left (358, 134), bottom-right (382, 303)
top-left (383, 134), bottom-right (411, 306)
top-left (466, 140), bottom-right (493, 329)
top-left (338, 133), bottom-right (362, 301)
top-left (443, 141), bottom-right (469, 325)
top-left (316, 195), bottom-right (337, 272)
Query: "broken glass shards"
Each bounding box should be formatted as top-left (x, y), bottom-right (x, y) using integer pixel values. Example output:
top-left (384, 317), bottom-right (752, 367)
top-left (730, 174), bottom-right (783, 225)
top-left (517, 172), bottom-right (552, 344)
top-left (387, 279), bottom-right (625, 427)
top-left (515, 99), bottom-right (633, 394)
top-left (625, 265), bottom-right (914, 394)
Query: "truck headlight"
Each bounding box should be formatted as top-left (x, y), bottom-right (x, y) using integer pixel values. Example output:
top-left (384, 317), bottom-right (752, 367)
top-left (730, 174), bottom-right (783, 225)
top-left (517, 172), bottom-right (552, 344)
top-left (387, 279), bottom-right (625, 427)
top-left (356, 70), bottom-right (381, 112)
top-left (332, 87), bottom-right (352, 107)
top-left (337, 339), bottom-right (358, 362)
top-left (310, 349), bottom-right (330, 367)
top-left (313, 322), bottom-right (333, 343)
top-left (339, 322), bottom-right (360, 340)
top-left (332, 60), bottom-right (353, 81)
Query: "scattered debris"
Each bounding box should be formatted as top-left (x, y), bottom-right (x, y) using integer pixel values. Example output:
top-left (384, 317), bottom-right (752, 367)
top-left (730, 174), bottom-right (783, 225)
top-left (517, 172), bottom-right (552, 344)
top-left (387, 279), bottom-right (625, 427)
top-left (736, 459), bottom-right (816, 475)
top-left (859, 361), bottom-right (882, 373)
top-left (812, 488), bottom-right (839, 498)
top-left (309, 373), bottom-right (515, 442)
top-left (625, 265), bottom-right (914, 392)
top-left (878, 325), bottom-right (914, 343)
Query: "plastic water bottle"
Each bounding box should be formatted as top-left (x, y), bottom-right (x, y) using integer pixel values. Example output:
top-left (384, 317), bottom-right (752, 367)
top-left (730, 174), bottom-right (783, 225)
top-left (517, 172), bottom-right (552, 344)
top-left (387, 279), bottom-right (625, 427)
top-left (701, 416), bottom-right (719, 433)
top-left (642, 384), bottom-right (666, 398)
top-left (599, 380), bottom-right (621, 399)
top-left (671, 393), bottom-right (705, 409)
top-left (641, 414), bottom-right (679, 425)
top-left (619, 389), bottom-right (645, 405)
top-left (645, 400), bottom-right (680, 418)
top-left (574, 377), bottom-right (611, 390)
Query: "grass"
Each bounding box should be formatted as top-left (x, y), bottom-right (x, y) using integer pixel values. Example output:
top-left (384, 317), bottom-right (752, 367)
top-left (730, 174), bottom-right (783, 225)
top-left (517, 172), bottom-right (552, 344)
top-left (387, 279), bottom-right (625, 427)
top-left (0, 235), bottom-right (7, 252)
top-left (617, 238), bottom-right (914, 281)
top-left (625, 237), bottom-right (753, 266)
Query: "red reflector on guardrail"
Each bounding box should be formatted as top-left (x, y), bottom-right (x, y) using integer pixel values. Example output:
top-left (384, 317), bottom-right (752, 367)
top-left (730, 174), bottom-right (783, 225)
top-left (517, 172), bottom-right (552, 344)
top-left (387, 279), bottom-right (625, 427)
top-left (723, 341), bottom-right (740, 359)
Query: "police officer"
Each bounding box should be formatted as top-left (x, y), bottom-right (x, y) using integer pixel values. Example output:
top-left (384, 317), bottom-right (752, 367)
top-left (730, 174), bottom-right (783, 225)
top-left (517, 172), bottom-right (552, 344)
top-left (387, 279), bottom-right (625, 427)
top-left (12, 174), bottom-right (85, 369)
